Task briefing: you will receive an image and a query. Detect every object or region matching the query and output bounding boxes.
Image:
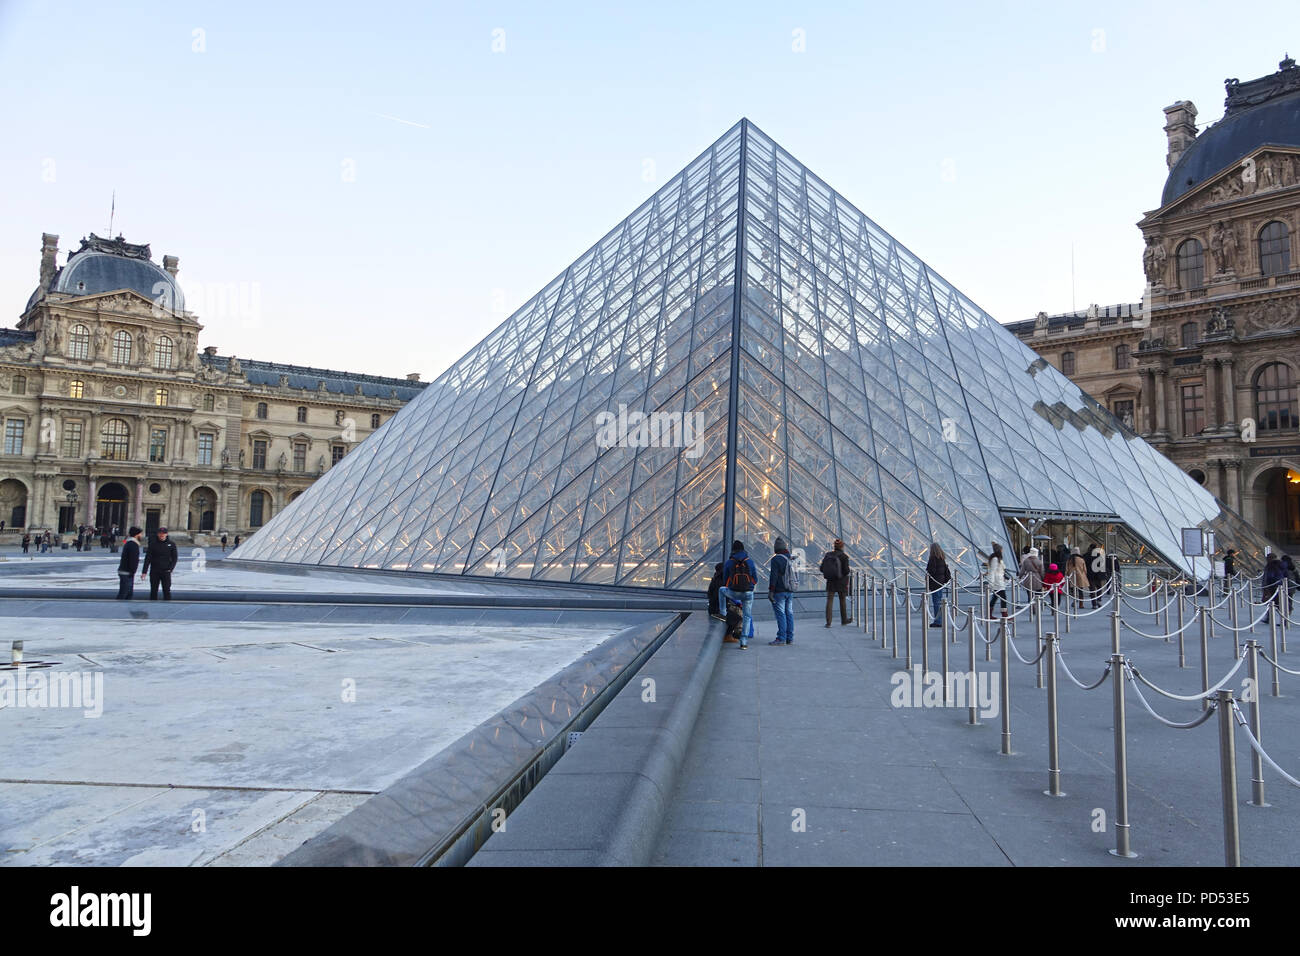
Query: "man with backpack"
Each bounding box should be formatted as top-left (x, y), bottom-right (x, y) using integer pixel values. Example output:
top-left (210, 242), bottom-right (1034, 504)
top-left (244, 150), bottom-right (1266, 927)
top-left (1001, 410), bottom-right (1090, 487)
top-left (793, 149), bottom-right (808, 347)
top-left (768, 536), bottom-right (798, 645)
top-left (820, 539), bottom-right (852, 628)
top-left (720, 540), bottom-right (758, 650)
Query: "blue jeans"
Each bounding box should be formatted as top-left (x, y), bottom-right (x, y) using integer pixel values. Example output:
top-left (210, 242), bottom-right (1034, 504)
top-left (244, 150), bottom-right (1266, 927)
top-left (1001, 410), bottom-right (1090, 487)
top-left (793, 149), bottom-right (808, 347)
top-left (771, 591), bottom-right (794, 642)
top-left (931, 589), bottom-right (942, 623)
top-left (721, 587), bottom-right (754, 645)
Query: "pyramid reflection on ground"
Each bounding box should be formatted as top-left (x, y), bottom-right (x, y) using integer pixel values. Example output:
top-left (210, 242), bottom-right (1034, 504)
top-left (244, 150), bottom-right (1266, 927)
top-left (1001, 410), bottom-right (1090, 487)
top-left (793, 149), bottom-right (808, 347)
top-left (235, 119), bottom-right (1271, 589)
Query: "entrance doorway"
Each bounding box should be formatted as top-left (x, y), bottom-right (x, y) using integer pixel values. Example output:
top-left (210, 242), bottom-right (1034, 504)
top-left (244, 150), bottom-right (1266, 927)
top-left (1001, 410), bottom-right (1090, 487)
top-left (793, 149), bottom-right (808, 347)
top-left (1262, 468), bottom-right (1300, 550)
top-left (95, 481), bottom-right (129, 532)
top-left (145, 508), bottom-right (162, 538)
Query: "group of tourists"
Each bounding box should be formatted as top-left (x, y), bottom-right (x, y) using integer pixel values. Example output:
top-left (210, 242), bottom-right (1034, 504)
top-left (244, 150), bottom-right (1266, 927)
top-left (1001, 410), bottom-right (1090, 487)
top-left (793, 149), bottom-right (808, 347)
top-left (706, 538), bottom-right (855, 649)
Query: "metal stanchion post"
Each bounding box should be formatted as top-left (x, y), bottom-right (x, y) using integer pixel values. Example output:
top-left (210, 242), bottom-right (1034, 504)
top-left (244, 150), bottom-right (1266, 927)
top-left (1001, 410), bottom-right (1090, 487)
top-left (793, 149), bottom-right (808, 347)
top-left (1246, 641), bottom-right (1269, 808)
top-left (1110, 653), bottom-right (1136, 858)
top-left (1199, 606), bottom-right (1211, 712)
top-left (904, 589), bottom-right (913, 669)
top-left (941, 599), bottom-right (950, 706)
top-left (967, 609), bottom-right (979, 726)
top-left (1177, 585), bottom-right (1186, 668)
top-left (900, 579), bottom-right (908, 662)
top-left (1063, 582), bottom-right (1071, 635)
top-left (920, 595), bottom-right (929, 676)
top-left (999, 611), bottom-right (1012, 756)
top-left (1162, 581), bottom-right (1171, 642)
top-left (889, 582), bottom-right (898, 655)
top-left (1035, 606), bottom-right (1044, 689)
top-left (1044, 633), bottom-right (1064, 797)
top-left (1216, 690), bottom-right (1241, 868)
top-left (1270, 608), bottom-right (1281, 698)
top-left (1281, 608), bottom-right (1288, 655)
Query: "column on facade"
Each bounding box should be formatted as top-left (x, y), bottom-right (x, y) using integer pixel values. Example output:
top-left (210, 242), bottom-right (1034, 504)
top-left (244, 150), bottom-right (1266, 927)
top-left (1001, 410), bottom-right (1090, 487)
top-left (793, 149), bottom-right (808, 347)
top-left (1224, 460), bottom-right (1242, 512)
top-left (134, 478), bottom-right (144, 530)
top-left (1145, 369), bottom-right (1157, 433)
top-left (86, 476), bottom-right (96, 526)
top-left (1155, 369), bottom-right (1168, 434)
top-left (32, 475), bottom-right (48, 530)
top-left (1221, 359), bottom-right (1236, 428)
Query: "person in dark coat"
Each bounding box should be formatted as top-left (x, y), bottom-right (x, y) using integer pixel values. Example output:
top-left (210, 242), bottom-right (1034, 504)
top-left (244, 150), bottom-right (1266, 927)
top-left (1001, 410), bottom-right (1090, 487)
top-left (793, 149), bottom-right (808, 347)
top-left (768, 536), bottom-right (797, 645)
top-left (117, 527), bottom-right (143, 599)
top-left (925, 542), bottom-right (950, 627)
top-left (1282, 554), bottom-right (1297, 616)
top-left (1263, 555), bottom-right (1287, 622)
top-left (721, 541), bottom-right (758, 649)
top-left (820, 539), bottom-right (852, 628)
top-left (707, 562), bottom-right (725, 620)
top-left (21, 533), bottom-right (30, 554)
top-left (1223, 548), bottom-right (1237, 580)
top-left (140, 527), bottom-right (179, 601)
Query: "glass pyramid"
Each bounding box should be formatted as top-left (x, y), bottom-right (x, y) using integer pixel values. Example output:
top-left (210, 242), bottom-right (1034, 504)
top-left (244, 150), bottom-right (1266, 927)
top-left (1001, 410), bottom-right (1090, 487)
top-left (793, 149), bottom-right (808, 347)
top-left (236, 119), bottom-right (1271, 588)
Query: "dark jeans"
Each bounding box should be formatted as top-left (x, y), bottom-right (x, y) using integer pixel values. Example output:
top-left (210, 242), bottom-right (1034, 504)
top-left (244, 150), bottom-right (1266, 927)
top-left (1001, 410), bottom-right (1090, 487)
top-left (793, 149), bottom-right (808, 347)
top-left (826, 586), bottom-right (849, 625)
top-left (117, 572), bottom-right (134, 600)
top-left (989, 589), bottom-right (1008, 615)
top-left (149, 570), bottom-right (172, 600)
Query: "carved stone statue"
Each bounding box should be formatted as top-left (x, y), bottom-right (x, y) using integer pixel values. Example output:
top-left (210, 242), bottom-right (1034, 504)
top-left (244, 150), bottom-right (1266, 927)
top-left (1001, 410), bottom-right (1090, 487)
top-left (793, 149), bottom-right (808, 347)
top-left (183, 331), bottom-right (196, 364)
top-left (317, 455), bottom-right (325, 474)
top-left (1143, 238), bottom-right (1167, 286)
top-left (1211, 221), bottom-right (1238, 275)
top-left (238, 448), bottom-right (245, 467)
top-left (220, 447), bottom-right (230, 466)
top-left (137, 329), bottom-right (149, 360)
top-left (277, 452), bottom-right (287, 470)
top-left (45, 322), bottom-right (60, 353)
top-left (93, 326), bottom-right (108, 357)
top-left (228, 356), bottom-right (242, 376)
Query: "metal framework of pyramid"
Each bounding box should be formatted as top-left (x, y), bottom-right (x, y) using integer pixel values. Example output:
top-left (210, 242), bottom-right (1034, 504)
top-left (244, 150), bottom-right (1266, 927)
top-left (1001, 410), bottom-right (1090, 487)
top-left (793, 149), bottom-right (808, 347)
top-left (236, 119), bottom-right (1270, 589)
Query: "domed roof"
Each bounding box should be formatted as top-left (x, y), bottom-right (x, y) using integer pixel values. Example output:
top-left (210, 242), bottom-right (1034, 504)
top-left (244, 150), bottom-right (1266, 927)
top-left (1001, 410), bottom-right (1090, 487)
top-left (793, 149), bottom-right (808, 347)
top-left (1162, 59), bottom-right (1300, 207)
top-left (27, 233), bottom-right (184, 312)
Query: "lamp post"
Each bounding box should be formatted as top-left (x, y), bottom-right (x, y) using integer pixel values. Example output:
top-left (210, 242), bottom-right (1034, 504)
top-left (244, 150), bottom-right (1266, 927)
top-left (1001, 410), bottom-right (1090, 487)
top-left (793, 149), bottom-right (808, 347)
top-left (196, 494), bottom-right (208, 533)
top-left (64, 489), bottom-right (78, 535)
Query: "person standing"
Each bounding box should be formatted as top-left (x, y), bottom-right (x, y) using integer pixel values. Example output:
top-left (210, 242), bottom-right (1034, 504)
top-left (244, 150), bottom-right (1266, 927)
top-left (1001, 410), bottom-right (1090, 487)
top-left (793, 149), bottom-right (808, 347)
top-left (987, 543), bottom-right (1009, 616)
top-left (233, 535), bottom-right (241, 549)
top-left (721, 541), bottom-right (758, 650)
top-left (221, 533), bottom-right (229, 554)
top-left (820, 539), bottom-right (852, 628)
top-left (925, 542), bottom-right (950, 627)
top-left (1263, 554), bottom-right (1286, 623)
top-left (1085, 543), bottom-right (1105, 608)
top-left (768, 537), bottom-right (797, 645)
top-left (1068, 549), bottom-right (1090, 611)
top-left (1019, 546), bottom-right (1044, 612)
top-left (140, 527), bottom-right (179, 601)
top-left (117, 527), bottom-right (143, 599)
top-left (707, 562), bottom-right (725, 620)
top-left (1223, 548), bottom-right (1238, 580)
top-left (1042, 563), bottom-right (1066, 610)
top-left (41, 530), bottom-right (51, 553)
top-left (21, 533), bottom-right (30, 554)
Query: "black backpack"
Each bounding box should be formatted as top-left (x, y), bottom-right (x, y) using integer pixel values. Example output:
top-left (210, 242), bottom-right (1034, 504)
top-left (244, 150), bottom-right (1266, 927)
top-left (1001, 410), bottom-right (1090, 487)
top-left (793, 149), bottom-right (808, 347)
top-left (820, 552), bottom-right (841, 580)
top-left (726, 559), bottom-right (755, 592)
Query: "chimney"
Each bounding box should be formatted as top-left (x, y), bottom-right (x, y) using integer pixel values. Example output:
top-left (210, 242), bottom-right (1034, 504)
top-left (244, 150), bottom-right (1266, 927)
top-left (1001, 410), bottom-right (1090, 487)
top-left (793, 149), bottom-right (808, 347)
top-left (203, 345), bottom-right (218, 356)
top-left (1163, 101), bottom-right (1198, 169)
top-left (39, 233), bottom-right (58, 288)
top-left (163, 255), bottom-right (179, 277)
top-left (406, 372), bottom-right (420, 382)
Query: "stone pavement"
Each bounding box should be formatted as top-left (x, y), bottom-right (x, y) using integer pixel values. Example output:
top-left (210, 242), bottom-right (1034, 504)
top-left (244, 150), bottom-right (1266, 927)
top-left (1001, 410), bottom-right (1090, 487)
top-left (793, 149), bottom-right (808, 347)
top-left (652, 590), bottom-right (1300, 866)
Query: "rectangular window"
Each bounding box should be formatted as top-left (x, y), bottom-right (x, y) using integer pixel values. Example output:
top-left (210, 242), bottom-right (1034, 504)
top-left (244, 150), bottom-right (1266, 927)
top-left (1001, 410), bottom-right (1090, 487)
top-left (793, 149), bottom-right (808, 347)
top-left (331, 444), bottom-right (345, 465)
top-left (197, 432), bottom-right (214, 466)
top-left (149, 428), bottom-right (167, 463)
top-left (1112, 399), bottom-right (1135, 429)
top-left (203, 394), bottom-right (214, 411)
top-left (3, 419), bottom-right (23, 455)
top-left (62, 420), bottom-right (83, 458)
top-left (1181, 381), bottom-right (1206, 437)
top-left (297, 407), bottom-right (307, 423)
top-left (69, 380), bottom-right (84, 399)
top-left (252, 439), bottom-right (267, 470)
top-left (293, 442), bottom-right (306, 472)
top-left (12, 375), bottom-right (26, 395)
top-left (155, 388), bottom-right (168, 406)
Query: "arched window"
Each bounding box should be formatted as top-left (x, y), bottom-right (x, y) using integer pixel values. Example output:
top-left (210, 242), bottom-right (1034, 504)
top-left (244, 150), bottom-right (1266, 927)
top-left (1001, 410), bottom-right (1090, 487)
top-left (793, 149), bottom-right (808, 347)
top-left (249, 490), bottom-right (270, 527)
top-left (1114, 344), bottom-right (1130, 370)
top-left (256, 402), bottom-right (268, 419)
top-left (1061, 351), bottom-right (1075, 375)
top-left (370, 413), bottom-right (380, 429)
top-left (153, 336), bottom-right (174, 369)
top-left (1181, 322), bottom-right (1199, 347)
top-left (1255, 362), bottom-right (1297, 431)
top-left (68, 380), bottom-right (84, 399)
top-left (111, 330), bottom-right (132, 364)
top-left (296, 406), bottom-right (307, 423)
top-left (1259, 221), bottom-right (1291, 276)
top-left (67, 324), bottom-right (90, 360)
top-left (1177, 238), bottom-right (1204, 289)
top-left (101, 419), bottom-right (130, 460)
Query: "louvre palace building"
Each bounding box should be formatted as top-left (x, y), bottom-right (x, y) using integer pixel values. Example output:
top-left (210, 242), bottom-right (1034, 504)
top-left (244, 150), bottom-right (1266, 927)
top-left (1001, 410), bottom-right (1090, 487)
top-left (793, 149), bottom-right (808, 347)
top-left (1009, 56), bottom-right (1300, 551)
top-left (0, 233), bottom-right (425, 542)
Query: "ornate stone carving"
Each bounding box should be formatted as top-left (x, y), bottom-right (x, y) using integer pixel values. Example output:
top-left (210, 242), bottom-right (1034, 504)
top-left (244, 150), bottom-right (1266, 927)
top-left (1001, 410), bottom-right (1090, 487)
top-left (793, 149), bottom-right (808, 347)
top-left (77, 233), bottom-right (152, 261)
top-left (228, 356), bottom-right (242, 376)
top-left (1143, 238), bottom-right (1168, 286)
top-left (1242, 299), bottom-right (1296, 333)
top-left (1210, 220), bottom-right (1239, 276)
top-left (93, 326), bottom-right (108, 358)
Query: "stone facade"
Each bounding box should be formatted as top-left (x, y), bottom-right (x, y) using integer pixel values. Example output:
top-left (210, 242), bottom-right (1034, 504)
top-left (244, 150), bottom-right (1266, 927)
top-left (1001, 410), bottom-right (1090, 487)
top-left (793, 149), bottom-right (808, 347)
top-left (0, 233), bottom-right (425, 543)
top-left (1009, 58), bottom-right (1300, 549)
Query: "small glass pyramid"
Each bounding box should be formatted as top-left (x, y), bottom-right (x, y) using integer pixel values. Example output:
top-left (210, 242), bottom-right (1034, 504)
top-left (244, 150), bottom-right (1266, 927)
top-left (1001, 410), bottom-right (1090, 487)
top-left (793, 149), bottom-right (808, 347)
top-left (236, 120), bottom-right (1271, 588)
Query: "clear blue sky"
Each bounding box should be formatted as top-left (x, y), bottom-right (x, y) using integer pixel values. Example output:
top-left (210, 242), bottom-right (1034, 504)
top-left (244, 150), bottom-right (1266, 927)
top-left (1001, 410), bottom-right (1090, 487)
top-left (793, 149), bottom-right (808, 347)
top-left (0, 0), bottom-right (1291, 380)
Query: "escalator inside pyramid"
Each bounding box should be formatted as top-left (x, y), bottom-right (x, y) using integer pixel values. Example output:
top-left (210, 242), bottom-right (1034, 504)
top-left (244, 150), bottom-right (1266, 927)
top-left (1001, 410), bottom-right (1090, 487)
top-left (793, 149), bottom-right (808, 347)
top-left (234, 119), bottom-right (1273, 589)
